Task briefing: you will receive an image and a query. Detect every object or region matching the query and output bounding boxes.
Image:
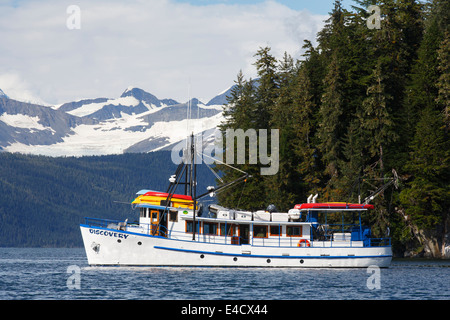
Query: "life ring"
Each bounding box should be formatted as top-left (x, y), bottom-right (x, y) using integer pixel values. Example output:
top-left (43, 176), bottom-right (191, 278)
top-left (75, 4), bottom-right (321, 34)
top-left (297, 239), bottom-right (310, 247)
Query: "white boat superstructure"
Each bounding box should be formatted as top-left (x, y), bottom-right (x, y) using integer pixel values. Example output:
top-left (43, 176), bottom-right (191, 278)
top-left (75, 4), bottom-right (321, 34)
top-left (80, 199), bottom-right (392, 267)
top-left (80, 134), bottom-right (392, 268)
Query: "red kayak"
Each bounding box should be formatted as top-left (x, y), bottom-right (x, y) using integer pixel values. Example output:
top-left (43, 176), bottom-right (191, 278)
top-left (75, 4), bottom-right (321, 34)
top-left (294, 203), bottom-right (374, 210)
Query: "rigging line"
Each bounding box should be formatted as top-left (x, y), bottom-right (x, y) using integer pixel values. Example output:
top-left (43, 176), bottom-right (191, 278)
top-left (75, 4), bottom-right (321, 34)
top-left (198, 151), bottom-right (247, 175)
top-left (159, 163), bottom-right (188, 223)
top-left (204, 161), bottom-right (223, 183)
top-left (196, 174), bottom-right (248, 200)
top-left (213, 177), bottom-right (247, 197)
top-left (236, 178), bottom-right (247, 209)
top-left (113, 201), bottom-right (132, 205)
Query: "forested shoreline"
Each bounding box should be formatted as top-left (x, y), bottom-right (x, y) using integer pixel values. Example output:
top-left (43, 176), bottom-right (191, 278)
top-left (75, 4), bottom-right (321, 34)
top-left (216, 0), bottom-right (449, 258)
top-left (0, 152), bottom-right (215, 247)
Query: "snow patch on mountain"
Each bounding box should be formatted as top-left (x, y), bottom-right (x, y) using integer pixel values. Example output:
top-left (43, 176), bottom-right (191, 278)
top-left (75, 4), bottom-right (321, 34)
top-left (4, 111), bottom-right (223, 156)
top-left (66, 96), bottom-right (141, 117)
top-left (0, 113), bottom-right (48, 131)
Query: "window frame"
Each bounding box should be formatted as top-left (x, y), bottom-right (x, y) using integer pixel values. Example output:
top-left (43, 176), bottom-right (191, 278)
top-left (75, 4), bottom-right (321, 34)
top-left (286, 225), bottom-right (303, 237)
top-left (220, 223), bottom-right (235, 237)
top-left (202, 222), bottom-right (218, 235)
top-left (269, 225), bottom-right (282, 236)
top-left (253, 225), bottom-right (268, 238)
top-left (185, 220), bottom-right (200, 234)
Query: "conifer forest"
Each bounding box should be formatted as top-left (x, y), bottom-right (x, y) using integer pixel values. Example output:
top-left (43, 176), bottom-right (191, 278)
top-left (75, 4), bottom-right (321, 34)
top-left (216, 0), bottom-right (449, 258)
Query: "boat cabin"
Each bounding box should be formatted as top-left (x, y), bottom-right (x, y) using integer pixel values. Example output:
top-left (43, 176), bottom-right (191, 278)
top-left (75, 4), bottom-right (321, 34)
top-left (121, 192), bottom-right (389, 248)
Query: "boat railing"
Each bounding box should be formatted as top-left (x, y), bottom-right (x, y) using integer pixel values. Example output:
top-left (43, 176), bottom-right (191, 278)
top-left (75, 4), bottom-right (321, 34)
top-left (367, 238), bottom-right (391, 247)
top-left (84, 218), bottom-right (391, 248)
top-left (84, 217), bottom-right (125, 229)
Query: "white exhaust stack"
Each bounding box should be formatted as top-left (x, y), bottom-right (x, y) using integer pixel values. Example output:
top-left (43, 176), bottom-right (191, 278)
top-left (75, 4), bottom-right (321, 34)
top-left (312, 194), bottom-right (318, 203)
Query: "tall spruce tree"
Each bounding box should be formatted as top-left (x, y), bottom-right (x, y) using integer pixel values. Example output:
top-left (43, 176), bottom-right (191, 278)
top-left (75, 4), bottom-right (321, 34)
top-left (317, 51), bottom-right (345, 199)
top-left (399, 106), bottom-right (449, 235)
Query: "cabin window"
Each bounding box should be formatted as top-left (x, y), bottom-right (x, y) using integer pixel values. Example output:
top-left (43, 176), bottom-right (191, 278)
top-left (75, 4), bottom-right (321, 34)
top-left (270, 225), bottom-right (282, 236)
top-left (140, 208), bottom-right (148, 218)
top-left (203, 222), bottom-right (218, 235)
top-left (150, 210), bottom-right (159, 222)
top-left (287, 226), bottom-right (302, 237)
top-left (186, 221), bottom-right (200, 233)
top-left (169, 210), bottom-right (178, 222)
top-left (253, 225), bottom-right (268, 238)
top-left (220, 223), bottom-right (235, 236)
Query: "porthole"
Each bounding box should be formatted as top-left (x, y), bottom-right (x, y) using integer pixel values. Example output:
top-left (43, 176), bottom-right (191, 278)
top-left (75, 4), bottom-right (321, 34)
top-left (117, 239), bottom-right (121, 243)
top-left (137, 241), bottom-right (142, 245)
top-left (300, 259), bottom-right (304, 264)
top-left (233, 257), bottom-right (238, 262)
top-left (200, 254), bottom-right (205, 259)
top-left (267, 259), bottom-right (271, 263)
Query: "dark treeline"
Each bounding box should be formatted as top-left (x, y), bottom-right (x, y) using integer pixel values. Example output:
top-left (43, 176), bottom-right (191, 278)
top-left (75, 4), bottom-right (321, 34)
top-left (0, 152), bottom-right (215, 247)
top-left (216, 0), bottom-right (449, 257)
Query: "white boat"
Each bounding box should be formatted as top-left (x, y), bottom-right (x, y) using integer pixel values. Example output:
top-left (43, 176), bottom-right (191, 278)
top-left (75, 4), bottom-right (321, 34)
top-left (80, 136), bottom-right (392, 268)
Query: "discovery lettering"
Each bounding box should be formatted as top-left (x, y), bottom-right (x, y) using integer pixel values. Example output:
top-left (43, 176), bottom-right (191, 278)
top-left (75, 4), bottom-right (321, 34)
top-left (89, 229), bottom-right (129, 239)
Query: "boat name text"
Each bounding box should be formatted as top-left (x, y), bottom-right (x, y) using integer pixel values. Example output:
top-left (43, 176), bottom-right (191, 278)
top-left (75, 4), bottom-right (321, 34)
top-left (89, 229), bottom-right (129, 239)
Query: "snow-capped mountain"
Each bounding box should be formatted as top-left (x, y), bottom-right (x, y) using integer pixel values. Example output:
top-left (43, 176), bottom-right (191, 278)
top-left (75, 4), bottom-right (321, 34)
top-left (0, 86), bottom-right (231, 156)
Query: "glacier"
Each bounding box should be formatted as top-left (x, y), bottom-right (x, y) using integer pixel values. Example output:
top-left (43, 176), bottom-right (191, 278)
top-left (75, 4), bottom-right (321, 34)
top-left (0, 86), bottom-right (231, 156)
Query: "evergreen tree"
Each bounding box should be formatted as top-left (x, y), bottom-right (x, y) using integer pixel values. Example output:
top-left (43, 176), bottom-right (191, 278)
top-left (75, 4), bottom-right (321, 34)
top-left (217, 72), bottom-right (260, 209)
top-left (253, 46), bottom-right (279, 128)
top-left (399, 106), bottom-right (450, 232)
top-left (359, 59), bottom-right (396, 175)
top-left (317, 52), bottom-right (345, 198)
top-left (436, 31), bottom-right (450, 131)
top-left (268, 52), bottom-right (298, 209)
top-left (290, 63), bottom-right (320, 199)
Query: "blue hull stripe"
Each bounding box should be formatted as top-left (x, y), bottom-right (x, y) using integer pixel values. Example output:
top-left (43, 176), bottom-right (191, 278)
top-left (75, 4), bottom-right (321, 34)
top-left (154, 246), bottom-right (392, 260)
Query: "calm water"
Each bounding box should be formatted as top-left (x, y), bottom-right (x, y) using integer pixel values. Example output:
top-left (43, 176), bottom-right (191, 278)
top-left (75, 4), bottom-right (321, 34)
top-left (0, 247), bottom-right (449, 300)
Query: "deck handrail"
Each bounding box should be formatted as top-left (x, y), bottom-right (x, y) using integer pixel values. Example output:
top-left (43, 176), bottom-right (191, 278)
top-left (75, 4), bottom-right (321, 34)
top-left (83, 217), bottom-right (391, 248)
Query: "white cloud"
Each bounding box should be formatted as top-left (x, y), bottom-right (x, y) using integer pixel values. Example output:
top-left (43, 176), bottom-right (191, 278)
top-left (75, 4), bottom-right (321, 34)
top-left (0, 72), bottom-right (51, 106)
top-left (0, 0), bottom-right (327, 105)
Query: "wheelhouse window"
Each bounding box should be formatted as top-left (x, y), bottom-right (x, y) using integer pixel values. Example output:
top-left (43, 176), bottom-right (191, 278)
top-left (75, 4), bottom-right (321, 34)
top-left (169, 210), bottom-right (178, 222)
top-left (203, 222), bottom-right (218, 235)
top-left (140, 208), bottom-right (148, 218)
top-left (270, 225), bottom-right (282, 236)
top-left (186, 221), bottom-right (200, 233)
top-left (253, 225), bottom-right (268, 238)
top-left (150, 210), bottom-right (158, 222)
top-left (220, 223), bottom-right (235, 236)
top-left (287, 226), bottom-right (302, 237)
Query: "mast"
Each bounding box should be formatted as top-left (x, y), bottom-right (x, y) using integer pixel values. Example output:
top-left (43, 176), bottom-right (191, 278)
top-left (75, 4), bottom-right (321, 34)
top-left (191, 133), bottom-right (197, 241)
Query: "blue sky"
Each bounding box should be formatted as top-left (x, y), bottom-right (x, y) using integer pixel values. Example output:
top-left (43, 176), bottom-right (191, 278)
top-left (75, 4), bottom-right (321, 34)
top-left (0, 0), bottom-right (332, 104)
top-left (173, 0), bottom-right (351, 14)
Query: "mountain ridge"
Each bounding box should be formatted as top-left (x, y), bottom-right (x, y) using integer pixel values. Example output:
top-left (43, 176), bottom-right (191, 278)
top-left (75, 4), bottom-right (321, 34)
top-left (0, 85), bottom-right (231, 156)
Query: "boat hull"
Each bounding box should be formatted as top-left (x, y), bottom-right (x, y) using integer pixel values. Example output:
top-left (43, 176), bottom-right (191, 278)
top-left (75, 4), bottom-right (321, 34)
top-left (80, 225), bottom-right (392, 268)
